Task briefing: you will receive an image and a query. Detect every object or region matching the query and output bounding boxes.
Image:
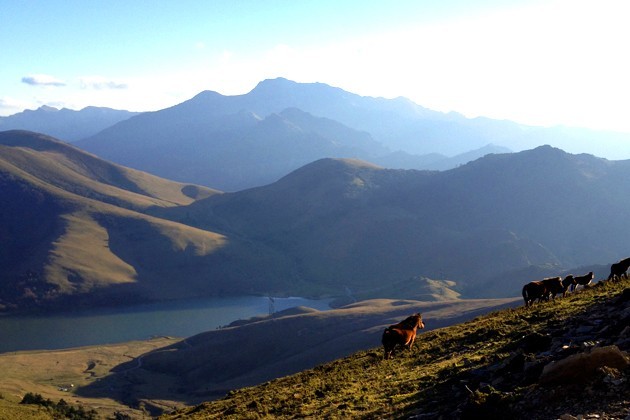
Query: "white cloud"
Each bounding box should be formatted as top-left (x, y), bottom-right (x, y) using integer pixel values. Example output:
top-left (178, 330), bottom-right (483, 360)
top-left (79, 76), bottom-right (128, 90)
top-left (21, 74), bottom-right (66, 87)
top-left (0, 96), bottom-right (30, 115)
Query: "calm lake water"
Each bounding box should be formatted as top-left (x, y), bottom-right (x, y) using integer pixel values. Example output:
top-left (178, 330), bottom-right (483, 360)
top-left (0, 296), bottom-right (331, 353)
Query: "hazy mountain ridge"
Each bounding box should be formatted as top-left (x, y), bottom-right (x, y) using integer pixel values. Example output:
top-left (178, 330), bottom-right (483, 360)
top-left (0, 105), bottom-right (138, 142)
top-left (77, 106), bottom-right (388, 191)
top-left (73, 78), bottom-right (630, 191)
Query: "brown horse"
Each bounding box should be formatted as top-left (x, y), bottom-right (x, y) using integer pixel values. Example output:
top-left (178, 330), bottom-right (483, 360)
top-left (607, 258), bottom-right (630, 281)
top-left (523, 280), bottom-right (547, 307)
top-left (523, 276), bottom-right (568, 307)
top-left (382, 313), bottom-right (425, 360)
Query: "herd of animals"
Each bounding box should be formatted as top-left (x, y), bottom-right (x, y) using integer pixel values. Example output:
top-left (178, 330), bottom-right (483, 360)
top-left (381, 257), bottom-right (630, 359)
top-left (521, 256), bottom-right (630, 307)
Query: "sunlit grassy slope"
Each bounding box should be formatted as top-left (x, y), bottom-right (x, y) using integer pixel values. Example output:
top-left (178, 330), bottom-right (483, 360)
top-left (0, 299), bottom-right (516, 420)
top-left (0, 130), bottom-right (227, 311)
top-left (0, 130), bottom-right (220, 210)
top-left (161, 278), bottom-right (630, 419)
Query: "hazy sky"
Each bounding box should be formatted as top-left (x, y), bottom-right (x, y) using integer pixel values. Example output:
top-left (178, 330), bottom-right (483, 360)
top-left (1, 0), bottom-right (628, 132)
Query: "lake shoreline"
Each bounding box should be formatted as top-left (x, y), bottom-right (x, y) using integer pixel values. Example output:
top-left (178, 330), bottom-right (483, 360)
top-left (0, 295), bottom-right (332, 354)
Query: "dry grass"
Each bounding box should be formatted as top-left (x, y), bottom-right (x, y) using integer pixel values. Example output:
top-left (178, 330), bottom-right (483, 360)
top-left (44, 212), bottom-right (138, 292)
top-left (160, 278), bottom-right (630, 419)
top-left (0, 337), bottom-right (179, 419)
top-left (0, 297), bottom-right (518, 419)
top-left (1, 133), bottom-right (230, 308)
top-left (0, 133), bottom-right (220, 211)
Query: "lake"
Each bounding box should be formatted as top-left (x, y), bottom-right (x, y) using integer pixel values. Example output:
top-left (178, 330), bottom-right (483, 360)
top-left (0, 296), bottom-right (331, 353)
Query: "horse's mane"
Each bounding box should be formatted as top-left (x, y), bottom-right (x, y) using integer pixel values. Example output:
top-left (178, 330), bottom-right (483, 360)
top-left (397, 314), bottom-right (421, 328)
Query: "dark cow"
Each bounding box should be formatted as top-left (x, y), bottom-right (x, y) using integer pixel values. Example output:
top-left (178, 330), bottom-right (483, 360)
top-left (571, 271), bottom-right (594, 291)
top-left (522, 277), bottom-right (564, 307)
top-left (608, 258), bottom-right (630, 281)
top-left (382, 313), bottom-right (425, 360)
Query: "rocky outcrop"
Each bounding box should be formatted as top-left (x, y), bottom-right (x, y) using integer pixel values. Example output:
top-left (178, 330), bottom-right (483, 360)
top-left (539, 345), bottom-right (629, 385)
top-left (459, 285), bottom-right (630, 419)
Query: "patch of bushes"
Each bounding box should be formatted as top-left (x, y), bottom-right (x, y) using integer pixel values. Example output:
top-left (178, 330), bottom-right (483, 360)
top-left (20, 392), bottom-right (98, 419)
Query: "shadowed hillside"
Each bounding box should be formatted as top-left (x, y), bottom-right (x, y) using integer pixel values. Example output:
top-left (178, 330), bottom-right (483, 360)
top-left (154, 147), bottom-right (630, 299)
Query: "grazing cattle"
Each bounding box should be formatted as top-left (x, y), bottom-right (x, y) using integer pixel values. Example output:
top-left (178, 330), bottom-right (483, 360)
top-left (607, 258), bottom-right (630, 281)
top-left (523, 277), bottom-right (564, 307)
top-left (382, 313), bottom-right (425, 360)
top-left (571, 271), bottom-right (594, 291)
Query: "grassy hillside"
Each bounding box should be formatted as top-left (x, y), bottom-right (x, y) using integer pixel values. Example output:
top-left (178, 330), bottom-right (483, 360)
top-left (0, 131), bottom-right (227, 312)
top-left (0, 298), bottom-right (517, 419)
top-left (0, 398), bottom-right (53, 420)
top-left (99, 297), bottom-right (517, 402)
top-left (0, 337), bottom-right (177, 419)
top-left (0, 130), bottom-right (219, 210)
top-left (3, 280), bottom-right (627, 419)
top-left (161, 278), bottom-right (630, 419)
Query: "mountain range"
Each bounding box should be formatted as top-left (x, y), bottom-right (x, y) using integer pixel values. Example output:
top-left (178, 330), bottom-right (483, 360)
top-left (4, 78), bottom-right (628, 192)
top-left (152, 146), bottom-right (629, 298)
top-left (2, 129), bottom-right (629, 312)
top-left (0, 105), bottom-right (138, 141)
top-left (72, 78), bottom-right (629, 191)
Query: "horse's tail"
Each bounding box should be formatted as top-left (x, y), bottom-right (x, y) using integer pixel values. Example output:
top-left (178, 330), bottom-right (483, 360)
top-left (522, 285), bottom-right (529, 306)
top-left (382, 327), bottom-right (392, 344)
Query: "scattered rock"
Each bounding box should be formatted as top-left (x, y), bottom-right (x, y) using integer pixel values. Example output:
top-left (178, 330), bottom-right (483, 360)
top-left (540, 345), bottom-right (630, 385)
top-left (521, 332), bottom-right (553, 353)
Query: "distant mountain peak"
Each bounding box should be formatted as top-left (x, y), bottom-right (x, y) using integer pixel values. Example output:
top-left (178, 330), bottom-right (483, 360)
top-left (249, 77), bottom-right (347, 98)
top-left (37, 105), bottom-right (59, 112)
top-left (252, 77), bottom-right (299, 91)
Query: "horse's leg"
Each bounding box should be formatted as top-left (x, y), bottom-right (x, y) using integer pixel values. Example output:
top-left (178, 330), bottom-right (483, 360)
top-left (383, 344), bottom-right (392, 360)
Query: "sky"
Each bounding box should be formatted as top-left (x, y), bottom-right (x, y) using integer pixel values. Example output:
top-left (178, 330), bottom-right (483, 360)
top-left (1, 0), bottom-right (629, 133)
